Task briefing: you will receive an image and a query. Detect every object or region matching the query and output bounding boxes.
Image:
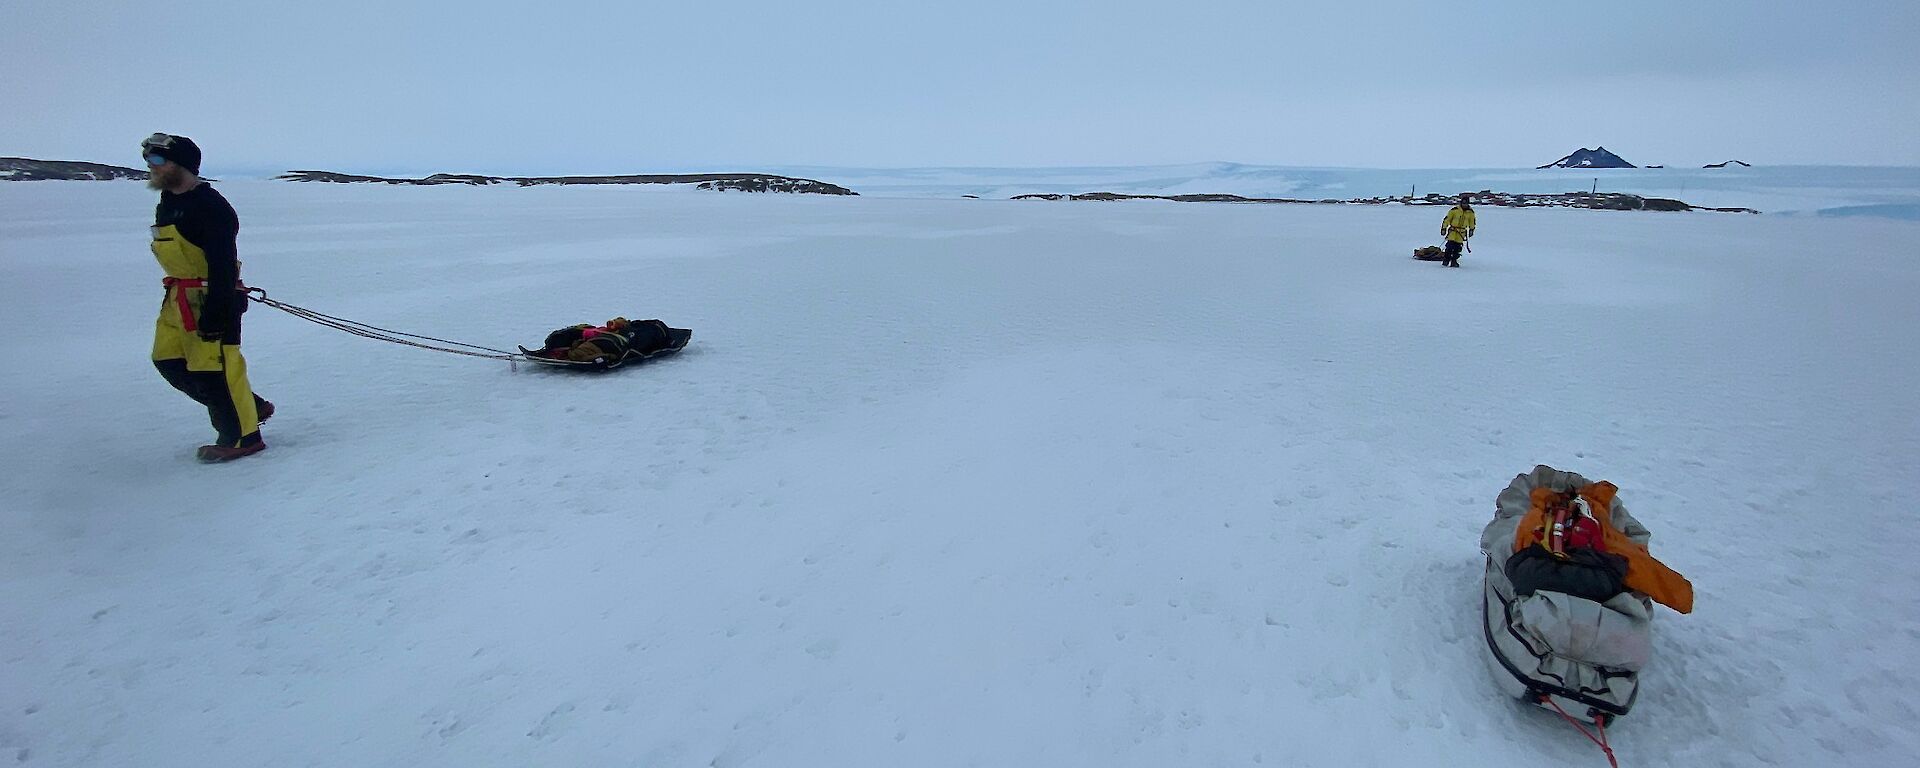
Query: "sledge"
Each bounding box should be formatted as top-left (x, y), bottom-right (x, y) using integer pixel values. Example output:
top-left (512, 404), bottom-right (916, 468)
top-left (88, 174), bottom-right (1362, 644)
top-left (518, 318), bottom-right (692, 371)
top-left (1413, 245), bottom-right (1448, 261)
top-left (1478, 465), bottom-right (1693, 730)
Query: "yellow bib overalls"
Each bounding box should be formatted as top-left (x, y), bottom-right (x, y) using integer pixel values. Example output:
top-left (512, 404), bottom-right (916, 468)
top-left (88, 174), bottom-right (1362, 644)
top-left (151, 224), bottom-right (261, 444)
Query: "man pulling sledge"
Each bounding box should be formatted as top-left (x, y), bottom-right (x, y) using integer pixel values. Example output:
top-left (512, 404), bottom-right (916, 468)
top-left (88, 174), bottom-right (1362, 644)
top-left (143, 133), bottom-right (275, 462)
top-left (1439, 194), bottom-right (1476, 267)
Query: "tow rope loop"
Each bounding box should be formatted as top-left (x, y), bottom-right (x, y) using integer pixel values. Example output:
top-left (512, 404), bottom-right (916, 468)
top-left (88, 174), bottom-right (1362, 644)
top-left (244, 287), bottom-right (520, 362)
top-left (1541, 695), bottom-right (1619, 768)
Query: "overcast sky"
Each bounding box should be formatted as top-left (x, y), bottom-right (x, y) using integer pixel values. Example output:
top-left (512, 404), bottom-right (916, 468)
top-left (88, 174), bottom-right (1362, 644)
top-left (5, 1), bottom-right (1917, 175)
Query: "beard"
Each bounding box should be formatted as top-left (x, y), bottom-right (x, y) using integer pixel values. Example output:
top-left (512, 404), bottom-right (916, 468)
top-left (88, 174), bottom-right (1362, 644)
top-left (146, 164), bottom-right (183, 191)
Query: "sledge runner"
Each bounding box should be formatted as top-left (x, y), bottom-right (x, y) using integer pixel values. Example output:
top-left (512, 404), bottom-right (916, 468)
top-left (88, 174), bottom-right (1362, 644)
top-left (143, 133), bottom-right (274, 462)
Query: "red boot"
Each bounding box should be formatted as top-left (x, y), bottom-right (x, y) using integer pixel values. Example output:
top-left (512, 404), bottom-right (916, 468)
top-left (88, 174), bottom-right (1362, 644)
top-left (196, 441), bottom-right (267, 463)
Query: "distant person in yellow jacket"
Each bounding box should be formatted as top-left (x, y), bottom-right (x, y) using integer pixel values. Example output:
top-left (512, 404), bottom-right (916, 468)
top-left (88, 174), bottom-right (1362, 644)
top-left (1440, 194), bottom-right (1476, 268)
top-left (143, 133), bottom-right (274, 462)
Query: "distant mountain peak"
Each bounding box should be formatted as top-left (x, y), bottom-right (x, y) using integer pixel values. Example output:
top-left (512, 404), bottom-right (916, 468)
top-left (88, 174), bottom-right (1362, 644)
top-left (1538, 147), bottom-right (1636, 169)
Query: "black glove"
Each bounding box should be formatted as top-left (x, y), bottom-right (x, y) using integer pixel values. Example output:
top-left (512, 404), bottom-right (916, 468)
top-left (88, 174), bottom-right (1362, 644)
top-left (197, 298), bottom-right (231, 341)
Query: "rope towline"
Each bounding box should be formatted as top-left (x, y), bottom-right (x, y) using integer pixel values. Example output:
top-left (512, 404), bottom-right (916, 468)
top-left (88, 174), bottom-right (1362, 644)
top-left (244, 287), bottom-right (522, 363)
top-left (1539, 694), bottom-right (1620, 768)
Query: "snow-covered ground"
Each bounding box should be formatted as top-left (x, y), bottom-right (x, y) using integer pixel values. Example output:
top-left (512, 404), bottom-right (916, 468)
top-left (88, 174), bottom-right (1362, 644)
top-left (2, 180), bottom-right (1917, 767)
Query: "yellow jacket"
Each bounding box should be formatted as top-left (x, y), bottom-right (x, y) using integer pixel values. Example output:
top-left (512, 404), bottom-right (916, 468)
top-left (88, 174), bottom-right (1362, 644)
top-left (1442, 206), bottom-right (1476, 243)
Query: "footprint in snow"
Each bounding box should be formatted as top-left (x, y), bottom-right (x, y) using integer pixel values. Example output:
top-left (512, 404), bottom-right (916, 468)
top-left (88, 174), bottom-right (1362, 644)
top-left (527, 702), bottom-right (576, 740)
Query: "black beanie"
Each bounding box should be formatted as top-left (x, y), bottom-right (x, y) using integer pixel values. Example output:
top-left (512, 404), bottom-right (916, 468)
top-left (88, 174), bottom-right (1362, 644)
top-left (142, 133), bottom-right (202, 175)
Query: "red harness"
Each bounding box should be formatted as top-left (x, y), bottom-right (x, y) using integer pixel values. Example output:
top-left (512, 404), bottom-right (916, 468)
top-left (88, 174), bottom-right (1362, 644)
top-left (161, 276), bottom-right (208, 332)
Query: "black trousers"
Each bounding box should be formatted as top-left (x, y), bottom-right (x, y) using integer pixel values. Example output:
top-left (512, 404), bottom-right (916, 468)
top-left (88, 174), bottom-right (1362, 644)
top-left (155, 359), bottom-right (269, 446)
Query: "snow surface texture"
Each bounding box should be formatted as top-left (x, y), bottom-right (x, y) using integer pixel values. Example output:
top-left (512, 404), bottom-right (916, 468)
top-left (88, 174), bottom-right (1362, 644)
top-left (772, 162), bottom-right (1920, 218)
top-left (3, 180), bottom-right (1917, 767)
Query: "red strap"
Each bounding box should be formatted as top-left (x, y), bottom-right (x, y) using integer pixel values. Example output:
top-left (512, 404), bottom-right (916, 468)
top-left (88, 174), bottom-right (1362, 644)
top-left (1541, 696), bottom-right (1620, 768)
top-left (162, 277), bottom-right (207, 332)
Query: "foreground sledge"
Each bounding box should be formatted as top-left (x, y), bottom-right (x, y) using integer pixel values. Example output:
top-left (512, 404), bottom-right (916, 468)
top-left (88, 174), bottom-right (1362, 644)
top-left (1479, 465), bottom-right (1694, 729)
top-left (520, 317), bottom-right (692, 370)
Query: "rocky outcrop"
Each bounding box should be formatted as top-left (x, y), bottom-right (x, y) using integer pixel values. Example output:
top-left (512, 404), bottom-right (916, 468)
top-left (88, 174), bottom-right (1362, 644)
top-left (1538, 147), bottom-right (1636, 169)
top-left (692, 176), bottom-right (855, 194)
top-left (275, 170), bottom-right (397, 184)
top-left (0, 157), bottom-right (147, 181)
top-left (1454, 191), bottom-right (1694, 211)
top-left (1703, 160), bottom-right (1751, 168)
top-left (275, 170), bottom-right (856, 195)
top-left (1012, 190), bottom-right (1756, 213)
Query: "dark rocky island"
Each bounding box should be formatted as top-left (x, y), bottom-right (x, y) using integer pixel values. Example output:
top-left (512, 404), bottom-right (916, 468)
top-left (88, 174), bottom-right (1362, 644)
top-left (1537, 147), bottom-right (1636, 169)
top-left (1, 157), bottom-right (148, 181)
top-left (275, 170), bottom-right (856, 195)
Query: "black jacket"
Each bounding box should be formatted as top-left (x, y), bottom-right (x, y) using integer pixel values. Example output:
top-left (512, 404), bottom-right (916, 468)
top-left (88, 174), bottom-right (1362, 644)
top-left (156, 183), bottom-right (243, 336)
